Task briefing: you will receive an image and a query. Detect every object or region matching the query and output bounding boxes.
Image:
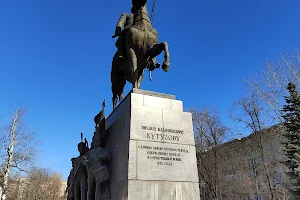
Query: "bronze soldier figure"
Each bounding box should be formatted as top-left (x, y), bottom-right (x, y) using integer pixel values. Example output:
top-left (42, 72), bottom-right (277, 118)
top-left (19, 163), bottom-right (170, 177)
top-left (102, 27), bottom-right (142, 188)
top-left (73, 142), bottom-right (89, 200)
top-left (84, 100), bottom-right (111, 200)
top-left (66, 158), bottom-right (76, 200)
top-left (112, 13), bottom-right (134, 65)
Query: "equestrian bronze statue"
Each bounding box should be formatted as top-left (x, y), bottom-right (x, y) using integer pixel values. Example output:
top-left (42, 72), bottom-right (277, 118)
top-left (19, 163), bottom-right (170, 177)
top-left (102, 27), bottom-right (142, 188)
top-left (111, 0), bottom-right (170, 109)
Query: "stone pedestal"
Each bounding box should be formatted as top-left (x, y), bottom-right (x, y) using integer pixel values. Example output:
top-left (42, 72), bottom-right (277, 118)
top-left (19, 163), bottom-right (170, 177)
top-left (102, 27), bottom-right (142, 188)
top-left (105, 89), bottom-right (200, 200)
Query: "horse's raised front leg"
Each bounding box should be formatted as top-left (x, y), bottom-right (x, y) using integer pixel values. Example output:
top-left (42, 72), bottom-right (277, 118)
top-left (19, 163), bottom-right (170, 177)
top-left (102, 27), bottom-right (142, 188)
top-left (136, 70), bottom-right (144, 89)
top-left (127, 48), bottom-right (138, 88)
top-left (119, 92), bottom-right (124, 102)
top-left (112, 95), bottom-right (117, 110)
top-left (111, 53), bottom-right (118, 110)
top-left (149, 42), bottom-right (170, 72)
top-left (118, 78), bottom-right (126, 102)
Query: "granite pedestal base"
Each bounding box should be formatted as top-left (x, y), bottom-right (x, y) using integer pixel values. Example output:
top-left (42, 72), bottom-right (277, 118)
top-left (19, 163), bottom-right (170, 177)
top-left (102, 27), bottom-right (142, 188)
top-left (105, 89), bottom-right (200, 200)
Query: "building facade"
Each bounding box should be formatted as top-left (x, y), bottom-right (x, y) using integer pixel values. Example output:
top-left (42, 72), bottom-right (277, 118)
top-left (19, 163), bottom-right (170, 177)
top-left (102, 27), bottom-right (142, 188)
top-left (197, 125), bottom-right (293, 200)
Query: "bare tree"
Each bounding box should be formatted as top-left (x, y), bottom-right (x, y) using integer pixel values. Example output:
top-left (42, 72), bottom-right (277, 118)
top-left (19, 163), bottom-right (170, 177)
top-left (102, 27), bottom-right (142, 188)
top-left (229, 94), bottom-right (265, 134)
top-left (192, 106), bottom-right (227, 150)
top-left (3, 173), bottom-right (23, 200)
top-left (245, 48), bottom-right (300, 125)
top-left (0, 109), bottom-right (36, 200)
top-left (229, 95), bottom-right (275, 199)
top-left (20, 168), bottom-right (64, 200)
top-left (191, 106), bottom-right (228, 200)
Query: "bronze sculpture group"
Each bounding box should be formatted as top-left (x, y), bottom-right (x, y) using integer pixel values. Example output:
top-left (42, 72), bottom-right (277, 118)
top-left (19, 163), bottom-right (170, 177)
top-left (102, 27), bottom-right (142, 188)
top-left (66, 0), bottom-right (171, 199)
top-left (111, 0), bottom-right (170, 109)
top-left (66, 101), bottom-right (111, 200)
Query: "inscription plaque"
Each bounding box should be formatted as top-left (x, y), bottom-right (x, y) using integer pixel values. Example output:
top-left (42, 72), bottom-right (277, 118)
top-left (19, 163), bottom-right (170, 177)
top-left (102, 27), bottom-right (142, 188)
top-left (136, 140), bottom-right (198, 182)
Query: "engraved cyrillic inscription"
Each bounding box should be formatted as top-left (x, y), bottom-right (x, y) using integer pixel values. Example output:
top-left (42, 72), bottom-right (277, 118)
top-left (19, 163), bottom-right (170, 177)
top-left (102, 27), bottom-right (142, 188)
top-left (141, 125), bottom-right (184, 142)
top-left (138, 144), bottom-right (189, 166)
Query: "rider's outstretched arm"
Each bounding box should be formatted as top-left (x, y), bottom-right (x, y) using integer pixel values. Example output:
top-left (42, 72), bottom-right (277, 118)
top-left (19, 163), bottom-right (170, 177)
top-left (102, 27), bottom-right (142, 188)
top-left (116, 13), bottom-right (129, 28)
top-left (113, 13), bottom-right (129, 38)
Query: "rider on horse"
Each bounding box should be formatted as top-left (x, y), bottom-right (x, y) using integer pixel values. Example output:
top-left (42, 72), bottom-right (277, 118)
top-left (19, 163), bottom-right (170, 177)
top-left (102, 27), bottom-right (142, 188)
top-left (113, 4), bottom-right (160, 71)
top-left (113, 12), bottom-right (133, 65)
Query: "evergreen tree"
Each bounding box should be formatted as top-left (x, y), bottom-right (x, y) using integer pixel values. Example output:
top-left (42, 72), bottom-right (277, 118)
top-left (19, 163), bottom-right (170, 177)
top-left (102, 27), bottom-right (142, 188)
top-left (282, 82), bottom-right (300, 197)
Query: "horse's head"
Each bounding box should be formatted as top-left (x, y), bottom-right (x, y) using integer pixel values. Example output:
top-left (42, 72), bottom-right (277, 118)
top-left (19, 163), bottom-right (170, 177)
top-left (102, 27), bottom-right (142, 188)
top-left (131, 0), bottom-right (147, 14)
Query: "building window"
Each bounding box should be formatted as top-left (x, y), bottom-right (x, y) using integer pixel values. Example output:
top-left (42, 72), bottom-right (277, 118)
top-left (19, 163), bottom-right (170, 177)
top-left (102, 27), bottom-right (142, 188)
top-left (267, 154), bottom-right (271, 162)
top-left (274, 168), bottom-right (284, 184)
top-left (265, 143), bottom-right (270, 150)
top-left (283, 154), bottom-right (288, 159)
top-left (256, 157), bottom-right (262, 164)
top-left (271, 141), bottom-right (277, 150)
top-left (248, 150), bottom-right (253, 157)
top-left (252, 194), bottom-right (264, 200)
top-left (226, 174), bottom-right (234, 181)
top-left (278, 153), bottom-right (282, 160)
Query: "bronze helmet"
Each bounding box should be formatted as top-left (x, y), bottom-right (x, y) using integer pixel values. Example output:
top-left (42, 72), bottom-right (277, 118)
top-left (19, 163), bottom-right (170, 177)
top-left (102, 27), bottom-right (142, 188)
top-left (132, 0), bottom-right (147, 12)
top-left (132, 0), bottom-right (147, 6)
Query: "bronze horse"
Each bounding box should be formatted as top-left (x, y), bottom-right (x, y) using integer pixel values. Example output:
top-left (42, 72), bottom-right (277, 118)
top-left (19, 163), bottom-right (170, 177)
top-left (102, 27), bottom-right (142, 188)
top-left (111, 0), bottom-right (170, 109)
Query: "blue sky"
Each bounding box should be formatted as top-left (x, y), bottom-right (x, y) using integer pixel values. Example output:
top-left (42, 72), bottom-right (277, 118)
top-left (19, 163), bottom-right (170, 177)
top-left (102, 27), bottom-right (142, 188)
top-left (0, 0), bottom-right (299, 180)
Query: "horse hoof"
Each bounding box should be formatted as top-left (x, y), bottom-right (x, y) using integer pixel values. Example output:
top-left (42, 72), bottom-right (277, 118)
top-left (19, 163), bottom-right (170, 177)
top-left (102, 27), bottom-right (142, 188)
top-left (155, 62), bottom-right (161, 68)
top-left (162, 62), bottom-right (170, 72)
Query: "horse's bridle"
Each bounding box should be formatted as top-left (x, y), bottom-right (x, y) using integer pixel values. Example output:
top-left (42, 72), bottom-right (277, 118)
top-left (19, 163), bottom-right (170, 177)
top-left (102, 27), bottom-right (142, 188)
top-left (133, 5), bottom-right (151, 24)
